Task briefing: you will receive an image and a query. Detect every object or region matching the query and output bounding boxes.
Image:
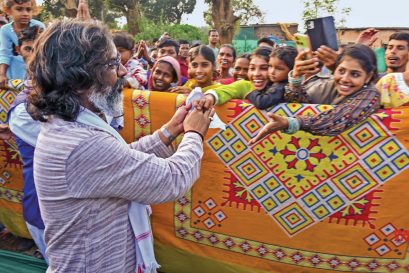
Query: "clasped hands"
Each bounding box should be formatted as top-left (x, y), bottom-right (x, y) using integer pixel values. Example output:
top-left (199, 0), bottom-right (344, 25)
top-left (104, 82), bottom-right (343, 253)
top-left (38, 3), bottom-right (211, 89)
top-left (160, 99), bottom-right (215, 145)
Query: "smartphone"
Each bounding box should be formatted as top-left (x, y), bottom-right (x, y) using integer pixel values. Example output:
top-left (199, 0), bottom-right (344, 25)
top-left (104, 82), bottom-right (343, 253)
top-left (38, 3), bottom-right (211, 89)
top-left (306, 16), bottom-right (339, 51)
top-left (294, 33), bottom-right (312, 60)
top-left (294, 33), bottom-right (310, 51)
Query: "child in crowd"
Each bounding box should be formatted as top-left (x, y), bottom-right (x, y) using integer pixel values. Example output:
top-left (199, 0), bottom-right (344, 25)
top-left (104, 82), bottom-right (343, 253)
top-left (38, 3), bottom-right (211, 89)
top-left (113, 32), bottom-right (147, 90)
top-left (0, 0), bottom-right (44, 86)
top-left (147, 56), bottom-right (181, 92)
top-left (170, 45), bottom-right (221, 94)
top-left (250, 44), bottom-right (380, 143)
top-left (233, 53), bottom-right (251, 81)
top-left (205, 46), bottom-right (297, 109)
top-left (14, 25), bottom-right (41, 63)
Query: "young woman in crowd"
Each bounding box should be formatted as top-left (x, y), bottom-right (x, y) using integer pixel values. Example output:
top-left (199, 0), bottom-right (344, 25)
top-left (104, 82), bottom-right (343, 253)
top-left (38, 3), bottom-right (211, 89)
top-left (0, 0), bottom-right (44, 86)
top-left (217, 44), bottom-right (236, 84)
top-left (205, 46), bottom-right (298, 109)
top-left (233, 53), bottom-right (251, 81)
top-left (147, 56), bottom-right (181, 92)
top-left (249, 44), bottom-right (380, 144)
top-left (113, 32), bottom-right (147, 89)
top-left (170, 45), bottom-right (221, 93)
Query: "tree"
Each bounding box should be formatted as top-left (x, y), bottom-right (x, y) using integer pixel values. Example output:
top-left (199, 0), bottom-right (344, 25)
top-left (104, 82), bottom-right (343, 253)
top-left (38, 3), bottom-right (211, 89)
top-left (107, 0), bottom-right (142, 35)
top-left (39, 0), bottom-right (120, 27)
top-left (140, 0), bottom-right (196, 25)
top-left (301, 0), bottom-right (351, 28)
top-left (204, 0), bottom-right (264, 44)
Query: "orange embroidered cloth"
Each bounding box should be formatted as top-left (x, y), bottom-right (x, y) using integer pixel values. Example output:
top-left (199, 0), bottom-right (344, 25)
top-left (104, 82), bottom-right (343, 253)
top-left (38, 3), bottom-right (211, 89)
top-left (0, 80), bottom-right (30, 239)
top-left (2, 88), bottom-right (409, 273)
top-left (121, 89), bottom-right (409, 273)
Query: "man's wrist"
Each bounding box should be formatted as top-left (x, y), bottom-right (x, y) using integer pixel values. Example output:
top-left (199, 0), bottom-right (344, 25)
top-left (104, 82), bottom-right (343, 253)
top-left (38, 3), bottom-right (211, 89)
top-left (160, 126), bottom-right (176, 144)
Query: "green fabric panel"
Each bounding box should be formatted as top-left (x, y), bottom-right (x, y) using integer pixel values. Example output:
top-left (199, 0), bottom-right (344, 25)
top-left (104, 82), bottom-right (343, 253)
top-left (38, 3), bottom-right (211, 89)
top-left (0, 250), bottom-right (47, 273)
top-left (232, 39), bottom-right (258, 55)
top-left (234, 27), bottom-right (255, 40)
top-left (374, 47), bottom-right (387, 73)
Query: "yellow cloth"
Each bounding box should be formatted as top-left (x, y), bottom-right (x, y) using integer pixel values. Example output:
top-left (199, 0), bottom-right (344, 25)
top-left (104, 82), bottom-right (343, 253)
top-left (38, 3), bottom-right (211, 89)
top-left (183, 79), bottom-right (221, 92)
top-left (377, 72), bottom-right (409, 108)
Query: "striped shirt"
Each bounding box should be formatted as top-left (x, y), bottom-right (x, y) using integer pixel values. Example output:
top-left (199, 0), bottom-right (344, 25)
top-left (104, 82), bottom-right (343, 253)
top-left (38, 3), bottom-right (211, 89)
top-left (34, 118), bottom-right (203, 272)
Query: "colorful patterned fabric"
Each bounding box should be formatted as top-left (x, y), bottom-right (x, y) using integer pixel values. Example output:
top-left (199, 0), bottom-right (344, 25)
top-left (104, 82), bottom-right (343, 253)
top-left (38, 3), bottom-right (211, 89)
top-left (121, 90), bottom-right (409, 273)
top-left (377, 73), bottom-right (409, 108)
top-left (4, 88), bottom-right (409, 271)
top-left (0, 79), bottom-right (31, 239)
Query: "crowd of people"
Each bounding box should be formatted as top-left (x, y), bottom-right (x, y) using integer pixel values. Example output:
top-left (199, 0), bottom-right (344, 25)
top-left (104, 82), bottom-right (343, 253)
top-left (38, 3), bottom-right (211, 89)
top-left (0, 0), bottom-right (409, 272)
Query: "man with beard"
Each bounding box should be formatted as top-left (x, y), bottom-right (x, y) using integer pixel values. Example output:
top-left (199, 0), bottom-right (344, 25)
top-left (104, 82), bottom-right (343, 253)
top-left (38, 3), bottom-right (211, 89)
top-left (27, 19), bottom-right (214, 273)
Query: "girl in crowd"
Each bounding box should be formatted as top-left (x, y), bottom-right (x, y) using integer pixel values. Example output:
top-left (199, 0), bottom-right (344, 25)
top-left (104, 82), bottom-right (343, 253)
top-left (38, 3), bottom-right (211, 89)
top-left (249, 44), bottom-right (380, 144)
top-left (217, 44), bottom-right (236, 84)
top-left (148, 56), bottom-right (181, 92)
top-left (0, 0), bottom-right (44, 86)
top-left (233, 53), bottom-right (251, 81)
top-left (205, 46), bottom-right (297, 109)
top-left (171, 45), bottom-right (221, 93)
top-left (113, 32), bottom-right (147, 89)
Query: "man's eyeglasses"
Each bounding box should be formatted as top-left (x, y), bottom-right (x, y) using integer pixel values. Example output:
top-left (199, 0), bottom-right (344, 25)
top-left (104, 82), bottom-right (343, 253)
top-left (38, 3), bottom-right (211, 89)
top-left (104, 54), bottom-right (121, 71)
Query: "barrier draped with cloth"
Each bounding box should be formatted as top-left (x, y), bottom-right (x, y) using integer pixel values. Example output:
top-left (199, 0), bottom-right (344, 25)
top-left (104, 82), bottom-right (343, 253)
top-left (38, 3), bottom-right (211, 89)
top-left (2, 88), bottom-right (409, 273)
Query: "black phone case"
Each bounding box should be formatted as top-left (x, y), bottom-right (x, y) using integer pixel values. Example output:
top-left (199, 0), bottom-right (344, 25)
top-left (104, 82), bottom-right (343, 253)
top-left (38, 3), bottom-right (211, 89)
top-left (306, 16), bottom-right (339, 51)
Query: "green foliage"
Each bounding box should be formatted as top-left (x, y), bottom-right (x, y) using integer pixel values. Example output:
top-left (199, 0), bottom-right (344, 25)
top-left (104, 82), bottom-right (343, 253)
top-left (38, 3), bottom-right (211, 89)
top-left (134, 18), bottom-right (207, 43)
top-left (204, 0), bottom-right (264, 27)
top-left (301, 0), bottom-right (351, 28)
top-left (140, 0), bottom-right (196, 25)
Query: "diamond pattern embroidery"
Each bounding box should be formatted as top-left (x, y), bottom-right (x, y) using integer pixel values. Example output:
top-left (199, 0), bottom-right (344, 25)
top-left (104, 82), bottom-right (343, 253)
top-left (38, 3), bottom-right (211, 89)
top-left (207, 105), bottom-right (409, 236)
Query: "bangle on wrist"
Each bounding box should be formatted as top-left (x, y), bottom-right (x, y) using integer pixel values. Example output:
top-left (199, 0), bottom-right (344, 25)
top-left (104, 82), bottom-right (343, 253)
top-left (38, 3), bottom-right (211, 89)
top-left (185, 130), bottom-right (204, 141)
top-left (288, 70), bottom-right (304, 85)
top-left (282, 117), bottom-right (300, 134)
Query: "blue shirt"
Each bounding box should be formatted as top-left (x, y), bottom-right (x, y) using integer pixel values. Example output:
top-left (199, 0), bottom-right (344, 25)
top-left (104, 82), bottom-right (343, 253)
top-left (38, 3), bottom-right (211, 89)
top-left (0, 19), bottom-right (45, 79)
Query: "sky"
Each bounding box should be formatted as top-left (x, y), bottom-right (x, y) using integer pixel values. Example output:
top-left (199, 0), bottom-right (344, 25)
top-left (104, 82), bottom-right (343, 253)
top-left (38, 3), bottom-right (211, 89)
top-left (181, 0), bottom-right (409, 30)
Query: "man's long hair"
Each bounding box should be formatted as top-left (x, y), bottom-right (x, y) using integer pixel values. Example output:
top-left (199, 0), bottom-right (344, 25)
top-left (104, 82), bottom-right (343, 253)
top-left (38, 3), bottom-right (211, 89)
top-left (28, 19), bottom-right (114, 121)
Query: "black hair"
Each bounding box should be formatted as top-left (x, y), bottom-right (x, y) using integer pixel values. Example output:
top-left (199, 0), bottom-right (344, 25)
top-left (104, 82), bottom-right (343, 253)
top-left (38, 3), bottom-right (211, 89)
top-left (18, 25), bottom-right (41, 46)
top-left (251, 46), bottom-right (273, 63)
top-left (190, 42), bottom-right (202, 49)
top-left (189, 45), bottom-right (215, 66)
top-left (257, 37), bottom-right (275, 48)
top-left (237, 53), bottom-right (251, 61)
top-left (179, 39), bottom-right (189, 45)
top-left (270, 46), bottom-right (298, 70)
top-left (112, 32), bottom-right (134, 51)
top-left (335, 44), bottom-right (378, 85)
top-left (28, 19), bottom-right (114, 122)
top-left (157, 39), bottom-right (179, 55)
top-left (208, 29), bottom-right (218, 36)
top-left (389, 32), bottom-right (409, 47)
top-left (219, 44), bottom-right (237, 60)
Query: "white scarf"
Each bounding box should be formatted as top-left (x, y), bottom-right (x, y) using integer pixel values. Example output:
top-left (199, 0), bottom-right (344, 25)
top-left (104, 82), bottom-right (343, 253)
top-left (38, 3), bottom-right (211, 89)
top-left (76, 108), bottom-right (160, 273)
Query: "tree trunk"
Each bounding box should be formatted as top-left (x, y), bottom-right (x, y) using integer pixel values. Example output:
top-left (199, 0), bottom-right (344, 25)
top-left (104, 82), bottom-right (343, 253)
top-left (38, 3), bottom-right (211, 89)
top-left (124, 2), bottom-right (141, 36)
top-left (211, 0), bottom-right (239, 44)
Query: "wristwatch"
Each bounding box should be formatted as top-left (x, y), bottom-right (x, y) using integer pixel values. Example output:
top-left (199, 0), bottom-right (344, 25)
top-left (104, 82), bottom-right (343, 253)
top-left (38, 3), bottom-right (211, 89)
top-left (161, 126), bottom-right (176, 143)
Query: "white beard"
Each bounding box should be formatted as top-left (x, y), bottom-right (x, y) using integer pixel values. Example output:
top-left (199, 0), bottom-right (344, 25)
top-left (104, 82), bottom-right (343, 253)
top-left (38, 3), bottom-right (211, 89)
top-left (88, 80), bottom-right (124, 117)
